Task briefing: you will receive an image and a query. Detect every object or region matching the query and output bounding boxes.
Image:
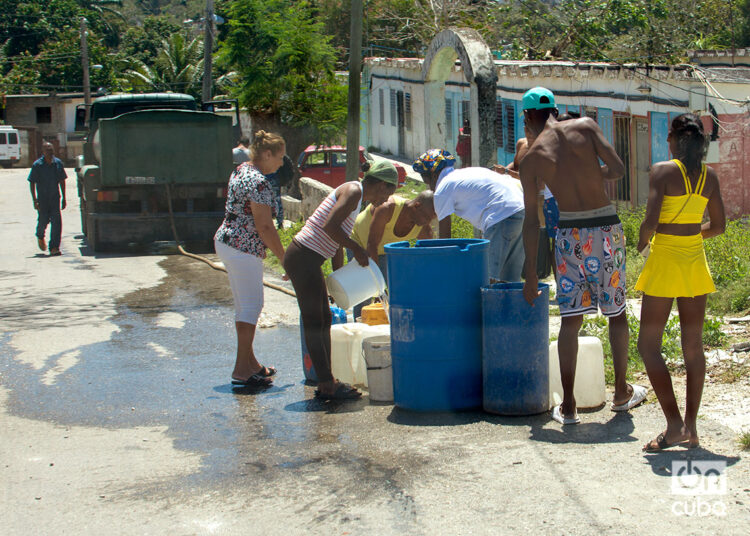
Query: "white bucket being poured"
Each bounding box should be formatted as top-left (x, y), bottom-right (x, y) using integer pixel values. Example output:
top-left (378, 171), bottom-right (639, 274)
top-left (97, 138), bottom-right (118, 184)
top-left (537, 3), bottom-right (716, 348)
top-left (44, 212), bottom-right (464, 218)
top-left (326, 260), bottom-right (387, 310)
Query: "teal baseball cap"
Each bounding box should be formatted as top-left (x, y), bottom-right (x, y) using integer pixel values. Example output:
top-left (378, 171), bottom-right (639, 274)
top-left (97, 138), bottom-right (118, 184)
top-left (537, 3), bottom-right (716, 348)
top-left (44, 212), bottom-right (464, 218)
top-left (522, 87), bottom-right (556, 111)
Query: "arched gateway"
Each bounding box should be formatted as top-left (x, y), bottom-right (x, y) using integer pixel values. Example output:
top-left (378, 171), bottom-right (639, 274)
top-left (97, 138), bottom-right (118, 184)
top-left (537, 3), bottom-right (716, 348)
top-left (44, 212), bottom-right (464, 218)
top-left (422, 28), bottom-right (497, 167)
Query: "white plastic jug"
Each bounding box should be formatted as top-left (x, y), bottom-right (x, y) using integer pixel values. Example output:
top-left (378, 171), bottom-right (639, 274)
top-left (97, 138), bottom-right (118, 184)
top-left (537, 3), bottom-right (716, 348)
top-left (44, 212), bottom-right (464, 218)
top-left (326, 260), bottom-right (386, 310)
top-left (331, 323), bottom-right (390, 386)
top-left (363, 335), bottom-right (393, 403)
top-left (548, 336), bottom-right (606, 409)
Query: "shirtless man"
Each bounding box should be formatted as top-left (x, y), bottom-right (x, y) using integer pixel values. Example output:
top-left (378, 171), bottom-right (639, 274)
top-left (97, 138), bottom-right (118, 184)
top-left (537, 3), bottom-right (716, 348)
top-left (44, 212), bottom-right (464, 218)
top-left (518, 87), bottom-right (647, 425)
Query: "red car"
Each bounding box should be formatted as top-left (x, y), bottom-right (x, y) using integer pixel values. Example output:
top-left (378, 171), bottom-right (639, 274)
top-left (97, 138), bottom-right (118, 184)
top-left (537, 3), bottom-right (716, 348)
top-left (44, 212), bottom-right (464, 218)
top-left (297, 145), bottom-right (406, 188)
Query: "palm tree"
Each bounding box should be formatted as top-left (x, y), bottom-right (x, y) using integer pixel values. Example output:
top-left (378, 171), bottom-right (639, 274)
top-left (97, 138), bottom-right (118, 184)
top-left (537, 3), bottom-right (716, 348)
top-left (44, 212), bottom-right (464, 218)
top-left (122, 33), bottom-right (204, 96)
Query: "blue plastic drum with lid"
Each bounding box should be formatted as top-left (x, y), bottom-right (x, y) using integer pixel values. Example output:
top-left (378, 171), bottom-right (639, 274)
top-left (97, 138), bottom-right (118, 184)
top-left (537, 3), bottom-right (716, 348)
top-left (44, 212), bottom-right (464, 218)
top-left (385, 238), bottom-right (489, 411)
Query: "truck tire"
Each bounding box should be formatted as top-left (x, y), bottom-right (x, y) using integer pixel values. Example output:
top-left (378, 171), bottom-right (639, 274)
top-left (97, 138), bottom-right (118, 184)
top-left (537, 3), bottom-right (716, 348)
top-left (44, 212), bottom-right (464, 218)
top-left (86, 215), bottom-right (101, 252)
top-left (80, 200), bottom-right (88, 236)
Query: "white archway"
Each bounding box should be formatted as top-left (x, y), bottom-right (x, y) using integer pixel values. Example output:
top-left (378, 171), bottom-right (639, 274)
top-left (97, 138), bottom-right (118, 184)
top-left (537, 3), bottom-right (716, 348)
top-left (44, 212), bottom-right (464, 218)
top-left (422, 28), bottom-right (497, 166)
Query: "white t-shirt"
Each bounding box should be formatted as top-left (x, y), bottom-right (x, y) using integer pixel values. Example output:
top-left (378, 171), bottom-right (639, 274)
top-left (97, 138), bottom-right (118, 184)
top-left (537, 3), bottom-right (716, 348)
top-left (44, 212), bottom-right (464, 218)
top-left (433, 167), bottom-right (525, 232)
top-left (232, 146), bottom-right (250, 165)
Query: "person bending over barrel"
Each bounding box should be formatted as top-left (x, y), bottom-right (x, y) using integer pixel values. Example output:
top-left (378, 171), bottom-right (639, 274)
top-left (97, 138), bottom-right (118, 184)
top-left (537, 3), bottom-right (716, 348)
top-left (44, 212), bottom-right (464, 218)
top-left (283, 161), bottom-right (398, 400)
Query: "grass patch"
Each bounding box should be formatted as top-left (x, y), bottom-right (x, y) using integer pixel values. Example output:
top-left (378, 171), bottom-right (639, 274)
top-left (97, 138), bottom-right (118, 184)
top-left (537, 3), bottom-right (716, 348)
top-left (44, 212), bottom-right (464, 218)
top-left (397, 177), bottom-right (427, 200)
top-left (713, 362), bottom-right (749, 384)
top-left (264, 219), bottom-right (334, 277)
top-left (451, 215), bottom-right (476, 239)
top-left (581, 310), bottom-right (644, 384)
top-left (738, 431), bottom-right (750, 451)
top-left (618, 209), bottom-right (750, 315)
top-left (581, 309), bottom-right (726, 385)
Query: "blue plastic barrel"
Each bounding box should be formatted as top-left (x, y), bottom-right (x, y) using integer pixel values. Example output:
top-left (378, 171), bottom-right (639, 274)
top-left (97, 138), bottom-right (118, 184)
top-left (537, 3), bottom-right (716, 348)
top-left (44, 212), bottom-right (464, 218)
top-left (385, 239), bottom-right (489, 411)
top-left (301, 305), bottom-right (347, 382)
top-left (482, 282), bottom-right (550, 415)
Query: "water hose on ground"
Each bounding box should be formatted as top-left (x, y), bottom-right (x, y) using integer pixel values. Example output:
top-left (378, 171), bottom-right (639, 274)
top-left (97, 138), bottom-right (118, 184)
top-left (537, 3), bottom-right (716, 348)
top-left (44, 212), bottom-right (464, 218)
top-left (164, 183), bottom-right (297, 298)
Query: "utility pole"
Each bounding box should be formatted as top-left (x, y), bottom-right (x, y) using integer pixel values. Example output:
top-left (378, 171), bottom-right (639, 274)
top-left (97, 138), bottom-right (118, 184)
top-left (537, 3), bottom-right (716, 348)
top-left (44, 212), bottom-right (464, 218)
top-left (345, 0), bottom-right (363, 182)
top-left (202, 0), bottom-right (214, 104)
top-left (80, 18), bottom-right (90, 106)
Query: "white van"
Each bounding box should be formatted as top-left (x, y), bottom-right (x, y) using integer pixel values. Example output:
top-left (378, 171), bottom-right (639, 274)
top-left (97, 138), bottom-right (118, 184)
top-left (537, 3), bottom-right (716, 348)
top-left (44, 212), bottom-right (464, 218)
top-left (0, 126), bottom-right (21, 168)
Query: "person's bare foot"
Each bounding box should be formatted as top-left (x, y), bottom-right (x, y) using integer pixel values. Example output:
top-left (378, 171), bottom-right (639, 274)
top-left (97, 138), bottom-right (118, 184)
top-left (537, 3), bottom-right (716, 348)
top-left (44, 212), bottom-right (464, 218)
top-left (612, 384), bottom-right (633, 407)
top-left (642, 426), bottom-right (690, 452)
top-left (315, 380), bottom-right (361, 399)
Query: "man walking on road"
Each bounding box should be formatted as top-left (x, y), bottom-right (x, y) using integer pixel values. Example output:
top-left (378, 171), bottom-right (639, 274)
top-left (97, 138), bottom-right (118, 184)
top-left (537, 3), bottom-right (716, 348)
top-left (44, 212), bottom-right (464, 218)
top-left (518, 87), bottom-right (647, 425)
top-left (29, 142), bottom-right (67, 256)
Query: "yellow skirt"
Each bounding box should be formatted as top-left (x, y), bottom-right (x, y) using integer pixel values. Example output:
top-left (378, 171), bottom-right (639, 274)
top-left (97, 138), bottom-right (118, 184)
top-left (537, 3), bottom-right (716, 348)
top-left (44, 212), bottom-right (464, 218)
top-left (635, 233), bottom-right (715, 298)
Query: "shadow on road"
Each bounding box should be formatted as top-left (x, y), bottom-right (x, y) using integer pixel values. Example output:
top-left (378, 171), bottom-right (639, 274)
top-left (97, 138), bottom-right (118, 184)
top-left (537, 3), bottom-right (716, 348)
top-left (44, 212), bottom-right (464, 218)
top-left (642, 448), bottom-right (742, 477)
top-left (527, 411), bottom-right (638, 445)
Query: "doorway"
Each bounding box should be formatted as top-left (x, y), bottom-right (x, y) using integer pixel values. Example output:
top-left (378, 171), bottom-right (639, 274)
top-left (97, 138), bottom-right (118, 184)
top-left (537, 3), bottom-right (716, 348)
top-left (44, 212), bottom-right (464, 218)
top-left (396, 90), bottom-right (405, 156)
top-left (634, 117), bottom-right (650, 206)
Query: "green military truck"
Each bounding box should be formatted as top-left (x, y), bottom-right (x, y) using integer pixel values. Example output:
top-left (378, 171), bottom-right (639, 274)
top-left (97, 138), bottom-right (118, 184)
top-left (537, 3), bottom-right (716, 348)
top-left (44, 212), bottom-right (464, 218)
top-left (76, 93), bottom-right (235, 251)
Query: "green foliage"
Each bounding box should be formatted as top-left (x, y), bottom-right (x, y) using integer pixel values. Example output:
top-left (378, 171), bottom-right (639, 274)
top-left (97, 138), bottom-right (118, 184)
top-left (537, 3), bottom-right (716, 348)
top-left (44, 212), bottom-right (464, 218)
top-left (704, 218), bottom-right (750, 286)
top-left (118, 15), bottom-right (179, 64)
top-left (396, 178), bottom-right (427, 201)
top-left (702, 315), bottom-right (727, 347)
top-left (265, 219), bottom-right (333, 277)
top-left (738, 430), bottom-right (750, 451)
top-left (708, 277), bottom-right (750, 314)
top-left (582, 308), bottom-right (726, 384)
top-left (450, 215), bottom-right (476, 239)
top-left (490, 0), bottom-right (746, 63)
top-left (120, 32), bottom-right (204, 96)
top-left (217, 0), bottom-right (347, 156)
top-left (582, 310), bottom-right (644, 384)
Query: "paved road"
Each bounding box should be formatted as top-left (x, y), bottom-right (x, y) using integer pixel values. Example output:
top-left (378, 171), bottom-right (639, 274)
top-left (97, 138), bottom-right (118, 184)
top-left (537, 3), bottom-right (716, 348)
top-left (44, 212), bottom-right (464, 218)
top-left (1, 167), bottom-right (748, 534)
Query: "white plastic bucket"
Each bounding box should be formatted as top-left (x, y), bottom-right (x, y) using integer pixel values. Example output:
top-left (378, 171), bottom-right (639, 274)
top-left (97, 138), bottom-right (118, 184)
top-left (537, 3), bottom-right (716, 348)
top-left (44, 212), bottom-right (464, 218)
top-left (548, 336), bottom-right (606, 409)
top-left (330, 323), bottom-right (390, 387)
top-left (363, 335), bottom-right (393, 403)
top-left (326, 260), bottom-right (386, 311)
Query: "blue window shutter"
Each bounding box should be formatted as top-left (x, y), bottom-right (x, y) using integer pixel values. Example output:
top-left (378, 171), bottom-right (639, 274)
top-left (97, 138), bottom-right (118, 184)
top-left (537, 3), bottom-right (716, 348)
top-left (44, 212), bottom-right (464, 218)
top-left (651, 112), bottom-right (669, 164)
top-left (597, 108), bottom-right (614, 145)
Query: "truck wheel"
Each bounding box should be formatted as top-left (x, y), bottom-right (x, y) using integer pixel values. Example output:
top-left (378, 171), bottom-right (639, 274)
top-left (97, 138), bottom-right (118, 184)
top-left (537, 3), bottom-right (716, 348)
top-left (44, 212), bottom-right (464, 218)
top-left (80, 201), bottom-right (88, 235)
top-left (86, 216), bottom-right (99, 252)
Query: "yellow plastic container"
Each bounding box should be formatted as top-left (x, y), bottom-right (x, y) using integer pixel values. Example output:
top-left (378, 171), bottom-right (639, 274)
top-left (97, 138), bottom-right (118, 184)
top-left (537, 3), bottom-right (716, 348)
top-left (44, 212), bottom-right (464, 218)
top-left (361, 302), bottom-right (389, 325)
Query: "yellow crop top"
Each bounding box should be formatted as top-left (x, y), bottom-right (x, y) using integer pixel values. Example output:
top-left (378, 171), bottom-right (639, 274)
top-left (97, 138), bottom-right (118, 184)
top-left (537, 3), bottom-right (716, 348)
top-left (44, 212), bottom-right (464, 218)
top-left (658, 159), bottom-right (709, 224)
top-left (350, 196), bottom-right (423, 255)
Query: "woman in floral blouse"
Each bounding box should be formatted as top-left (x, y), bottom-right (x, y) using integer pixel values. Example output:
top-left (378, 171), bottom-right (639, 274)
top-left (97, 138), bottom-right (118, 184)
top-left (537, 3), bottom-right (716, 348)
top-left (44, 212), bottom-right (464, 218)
top-left (215, 130), bottom-right (287, 387)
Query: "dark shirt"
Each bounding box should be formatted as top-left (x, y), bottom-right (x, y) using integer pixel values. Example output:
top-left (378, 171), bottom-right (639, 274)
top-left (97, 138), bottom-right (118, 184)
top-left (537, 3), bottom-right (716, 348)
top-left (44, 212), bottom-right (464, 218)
top-left (28, 156), bottom-right (67, 204)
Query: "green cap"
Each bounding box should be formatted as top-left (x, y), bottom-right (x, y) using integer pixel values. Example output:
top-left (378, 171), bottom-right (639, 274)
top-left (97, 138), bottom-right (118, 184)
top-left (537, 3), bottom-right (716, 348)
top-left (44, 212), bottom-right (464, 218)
top-left (363, 160), bottom-right (399, 185)
top-left (522, 87), bottom-right (556, 111)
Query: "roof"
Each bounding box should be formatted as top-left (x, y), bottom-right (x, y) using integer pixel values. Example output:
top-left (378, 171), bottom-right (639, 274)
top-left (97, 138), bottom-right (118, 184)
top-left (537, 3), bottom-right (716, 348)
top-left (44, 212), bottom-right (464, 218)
top-left (693, 67), bottom-right (750, 84)
top-left (303, 145), bottom-right (365, 152)
top-left (92, 93), bottom-right (196, 104)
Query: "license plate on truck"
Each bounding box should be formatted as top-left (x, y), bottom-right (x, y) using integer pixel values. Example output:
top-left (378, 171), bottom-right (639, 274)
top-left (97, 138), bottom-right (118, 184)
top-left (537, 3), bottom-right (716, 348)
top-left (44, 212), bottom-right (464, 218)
top-left (125, 176), bottom-right (156, 184)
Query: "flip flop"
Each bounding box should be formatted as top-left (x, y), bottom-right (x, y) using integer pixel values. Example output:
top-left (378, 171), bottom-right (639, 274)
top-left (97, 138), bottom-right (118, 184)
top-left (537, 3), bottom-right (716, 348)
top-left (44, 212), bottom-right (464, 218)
top-left (611, 383), bottom-right (648, 412)
top-left (231, 373), bottom-right (272, 387)
top-left (314, 382), bottom-right (362, 400)
top-left (551, 404), bottom-right (580, 425)
top-left (642, 432), bottom-right (691, 452)
top-left (255, 365), bottom-right (277, 378)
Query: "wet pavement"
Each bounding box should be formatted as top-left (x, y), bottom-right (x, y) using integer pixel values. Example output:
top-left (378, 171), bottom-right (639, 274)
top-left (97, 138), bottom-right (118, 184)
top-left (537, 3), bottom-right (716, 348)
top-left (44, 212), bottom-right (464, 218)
top-left (1, 167), bottom-right (749, 534)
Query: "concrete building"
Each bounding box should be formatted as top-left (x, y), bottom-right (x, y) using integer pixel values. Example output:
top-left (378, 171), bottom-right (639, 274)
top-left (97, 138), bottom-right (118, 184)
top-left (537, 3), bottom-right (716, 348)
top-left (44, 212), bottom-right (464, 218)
top-left (3, 93), bottom-right (86, 165)
top-left (361, 50), bottom-right (750, 217)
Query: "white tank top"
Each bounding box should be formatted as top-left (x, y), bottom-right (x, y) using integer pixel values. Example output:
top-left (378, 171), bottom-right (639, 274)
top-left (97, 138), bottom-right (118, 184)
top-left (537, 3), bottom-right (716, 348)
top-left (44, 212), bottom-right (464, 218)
top-left (294, 182), bottom-right (363, 259)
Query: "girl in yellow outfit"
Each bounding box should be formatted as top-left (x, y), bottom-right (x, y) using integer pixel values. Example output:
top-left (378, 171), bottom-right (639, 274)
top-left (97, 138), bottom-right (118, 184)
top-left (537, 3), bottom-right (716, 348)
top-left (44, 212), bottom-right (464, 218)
top-left (636, 114), bottom-right (725, 452)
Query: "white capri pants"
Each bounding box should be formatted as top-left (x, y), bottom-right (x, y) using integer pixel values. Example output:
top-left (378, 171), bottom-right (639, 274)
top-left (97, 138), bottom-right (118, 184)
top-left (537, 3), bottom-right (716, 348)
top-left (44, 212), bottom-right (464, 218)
top-left (215, 240), bottom-right (264, 324)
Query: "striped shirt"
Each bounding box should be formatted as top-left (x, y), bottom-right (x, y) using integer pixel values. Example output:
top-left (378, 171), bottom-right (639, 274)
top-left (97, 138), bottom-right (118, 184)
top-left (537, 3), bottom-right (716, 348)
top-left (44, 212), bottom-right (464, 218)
top-left (295, 182), bottom-right (363, 259)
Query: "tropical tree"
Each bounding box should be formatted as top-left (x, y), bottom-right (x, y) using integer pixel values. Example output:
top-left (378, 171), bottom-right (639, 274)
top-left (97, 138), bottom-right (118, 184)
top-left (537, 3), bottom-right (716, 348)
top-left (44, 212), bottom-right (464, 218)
top-left (217, 0), bottom-right (348, 160)
top-left (121, 32), bottom-right (204, 96)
